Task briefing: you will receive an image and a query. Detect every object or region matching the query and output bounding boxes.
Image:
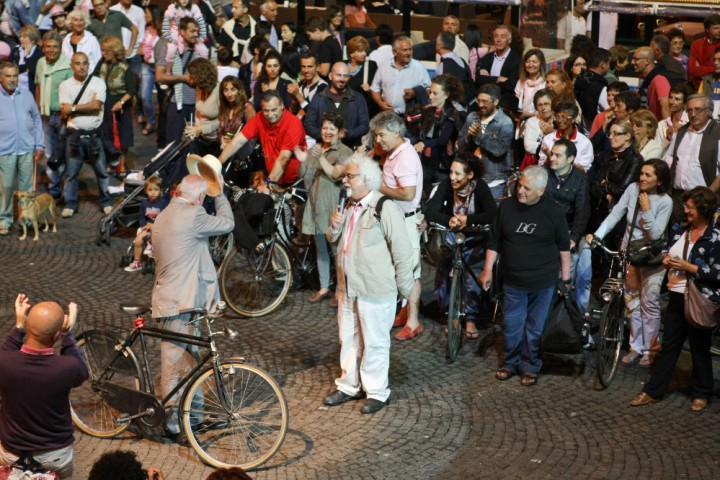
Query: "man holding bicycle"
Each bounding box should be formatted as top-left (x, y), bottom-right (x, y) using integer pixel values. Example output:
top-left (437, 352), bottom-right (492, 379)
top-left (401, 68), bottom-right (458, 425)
top-left (479, 165), bottom-right (572, 387)
top-left (151, 173), bottom-right (235, 436)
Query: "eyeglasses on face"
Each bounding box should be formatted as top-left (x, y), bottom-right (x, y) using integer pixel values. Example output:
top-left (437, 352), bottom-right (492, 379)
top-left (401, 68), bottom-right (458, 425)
top-left (341, 173), bottom-right (360, 181)
top-left (609, 130), bottom-right (629, 137)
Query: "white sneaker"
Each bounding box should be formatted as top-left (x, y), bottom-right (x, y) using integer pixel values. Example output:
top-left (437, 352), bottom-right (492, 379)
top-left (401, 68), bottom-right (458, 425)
top-left (61, 208), bottom-right (75, 218)
top-left (143, 243), bottom-right (153, 258)
top-left (103, 206), bottom-right (113, 215)
top-left (124, 261), bottom-right (142, 272)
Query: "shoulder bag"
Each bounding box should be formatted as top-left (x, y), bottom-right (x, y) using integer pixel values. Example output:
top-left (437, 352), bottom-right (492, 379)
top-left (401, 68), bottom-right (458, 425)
top-left (682, 230), bottom-right (720, 329)
top-left (626, 197), bottom-right (665, 267)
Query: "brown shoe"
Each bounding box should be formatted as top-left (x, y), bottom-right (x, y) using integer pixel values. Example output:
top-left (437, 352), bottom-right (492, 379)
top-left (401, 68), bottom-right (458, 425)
top-left (630, 392), bottom-right (660, 407)
top-left (309, 290), bottom-right (332, 303)
top-left (690, 398), bottom-right (708, 412)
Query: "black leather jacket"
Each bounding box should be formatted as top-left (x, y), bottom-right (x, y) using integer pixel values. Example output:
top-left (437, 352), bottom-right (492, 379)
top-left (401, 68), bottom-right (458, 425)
top-left (589, 146), bottom-right (643, 205)
top-left (544, 165), bottom-right (590, 245)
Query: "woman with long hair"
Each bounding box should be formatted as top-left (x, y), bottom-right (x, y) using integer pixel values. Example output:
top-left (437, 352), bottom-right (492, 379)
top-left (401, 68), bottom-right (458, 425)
top-left (279, 22), bottom-right (307, 82)
top-left (463, 24), bottom-right (489, 82)
top-left (325, 5), bottom-right (346, 50)
top-left (515, 48), bottom-right (546, 118)
top-left (252, 50), bottom-right (291, 111)
top-left (184, 58), bottom-right (220, 156)
top-left (630, 109), bottom-right (663, 160)
top-left (563, 53), bottom-right (587, 85)
top-left (99, 35), bottom-right (135, 171)
top-left (425, 153), bottom-right (496, 338)
top-left (588, 159), bottom-right (673, 367)
top-left (139, 4), bottom-right (162, 136)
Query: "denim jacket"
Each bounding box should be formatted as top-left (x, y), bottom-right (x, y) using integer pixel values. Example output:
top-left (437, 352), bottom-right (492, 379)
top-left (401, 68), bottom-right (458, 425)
top-left (457, 108), bottom-right (514, 179)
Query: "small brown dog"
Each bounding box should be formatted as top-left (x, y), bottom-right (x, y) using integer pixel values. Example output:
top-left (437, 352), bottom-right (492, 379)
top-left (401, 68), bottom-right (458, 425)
top-left (16, 191), bottom-right (57, 241)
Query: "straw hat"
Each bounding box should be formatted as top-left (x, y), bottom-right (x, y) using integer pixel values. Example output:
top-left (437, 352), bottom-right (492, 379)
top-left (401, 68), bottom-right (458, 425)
top-left (186, 154), bottom-right (224, 197)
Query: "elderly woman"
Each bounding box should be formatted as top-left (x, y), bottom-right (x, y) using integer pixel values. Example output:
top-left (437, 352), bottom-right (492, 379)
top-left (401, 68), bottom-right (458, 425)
top-left (630, 109), bottom-right (663, 160)
top-left (62, 9), bottom-right (101, 72)
top-left (425, 153), bottom-right (496, 338)
top-left (99, 36), bottom-right (135, 172)
top-left (521, 88), bottom-right (555, 169)
top-left (589, 159), bottom-right (672, 367)
top-left (631, 187), bottom-right (720, 410)
top-left (183, 58), bottom-right (220, 156)
top-left (294, 112), bottom-right (353, 303)
top-left (18, 26), bottom-right (42, 98)
top-left (346, 35), bottom-right (378, 119)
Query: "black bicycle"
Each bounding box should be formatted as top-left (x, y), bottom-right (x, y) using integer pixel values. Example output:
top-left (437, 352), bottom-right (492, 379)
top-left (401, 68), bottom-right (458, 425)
top-left (69, 302), bottom-right (289, 470)
top-left (428, 222), bottom-right (490, 363)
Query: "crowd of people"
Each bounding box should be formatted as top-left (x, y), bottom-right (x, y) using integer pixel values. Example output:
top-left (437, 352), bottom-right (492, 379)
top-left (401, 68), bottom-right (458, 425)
top-left (1, 1), bottom-right (720, 476)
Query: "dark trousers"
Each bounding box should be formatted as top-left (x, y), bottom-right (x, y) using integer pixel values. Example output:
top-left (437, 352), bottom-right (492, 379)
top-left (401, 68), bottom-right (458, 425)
top-left (166, 102), bottom-right (194, 145)
top-left (643, 291), bottom-right (714, 400)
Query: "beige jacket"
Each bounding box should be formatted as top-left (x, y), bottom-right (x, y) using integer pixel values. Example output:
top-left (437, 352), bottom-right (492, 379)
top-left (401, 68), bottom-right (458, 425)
top-left (327, 192), bottom-right (414, 299)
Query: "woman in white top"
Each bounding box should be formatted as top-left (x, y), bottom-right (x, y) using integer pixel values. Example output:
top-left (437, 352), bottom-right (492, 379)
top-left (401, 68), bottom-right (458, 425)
top-left (630, 109), bottom-right (664, 160)
top-left (61, 9), bottom-right (101, 72)
top-left (520, 88), bottom-right (555, 169)
top-left (514, 48), bottom-right (546, 119)
top-left (587, 159), bottom-right (673, 368)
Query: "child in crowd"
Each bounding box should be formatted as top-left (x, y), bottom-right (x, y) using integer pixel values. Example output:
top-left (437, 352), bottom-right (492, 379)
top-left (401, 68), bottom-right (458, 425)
top-left (125, 176), bottom-right (169, 273)
top-left (162, 0), bottom-right (207, 44)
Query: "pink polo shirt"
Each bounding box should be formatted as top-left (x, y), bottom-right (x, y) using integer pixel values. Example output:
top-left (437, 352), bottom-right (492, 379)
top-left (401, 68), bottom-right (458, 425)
top-left (382, 139), bottom-right (423, 214)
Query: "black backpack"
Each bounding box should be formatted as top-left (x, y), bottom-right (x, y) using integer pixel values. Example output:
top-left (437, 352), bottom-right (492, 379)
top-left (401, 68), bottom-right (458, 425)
top-left (541, 282), bottom-right (587, 354)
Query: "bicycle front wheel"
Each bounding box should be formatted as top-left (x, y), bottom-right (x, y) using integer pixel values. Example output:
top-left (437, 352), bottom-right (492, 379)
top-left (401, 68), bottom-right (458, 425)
top-left (220, 242), bottom-right (292, 317)
top-left (596, 296), bottom-right (625, 388)
top-left (447, 269), bottom-right (464, 364)
top-left (180, 362), bottom-right (289, 470)
top-left (70, 330), bottom-right (144, 437)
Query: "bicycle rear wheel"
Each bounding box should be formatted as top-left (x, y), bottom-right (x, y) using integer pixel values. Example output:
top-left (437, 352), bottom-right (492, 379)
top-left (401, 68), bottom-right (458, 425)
top-left (220, 242), bottom-right (292, 317)
top-left (70, 330), bottom-right (144, 437)
top-left (596, 296), bottom-right (625, 388)
top-left (447, 269), bottom-right (464, 363)
top-left (180, 362), bottom-right (289, 470)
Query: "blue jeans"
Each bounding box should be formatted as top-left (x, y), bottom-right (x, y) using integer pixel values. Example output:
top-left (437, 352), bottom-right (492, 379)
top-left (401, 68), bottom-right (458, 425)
top-left (127, 55), bottom-right (143, 116)
top-left (140, 63), bottom-right (156, 127)
top-left (571, 240), bottom-right (592, 313)
top-left (64, 132), bottom-right (111, 211)
top-left (314, 233), bottom-right (335, 290)
top-left (502, 283), bottom-right (555, 374)
top-left (42, 113), bottom-right (66, 198)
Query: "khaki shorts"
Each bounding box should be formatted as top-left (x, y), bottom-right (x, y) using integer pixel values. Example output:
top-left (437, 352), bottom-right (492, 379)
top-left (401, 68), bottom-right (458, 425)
top-left (404, 212), bottom-right (423, 280)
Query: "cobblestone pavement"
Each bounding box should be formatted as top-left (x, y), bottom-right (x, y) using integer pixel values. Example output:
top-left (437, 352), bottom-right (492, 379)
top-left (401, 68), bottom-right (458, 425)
top-left (1, 133), bottom-right (719, 479)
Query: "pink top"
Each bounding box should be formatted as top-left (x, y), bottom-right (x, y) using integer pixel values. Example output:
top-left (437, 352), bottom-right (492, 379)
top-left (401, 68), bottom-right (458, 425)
top-left (468, 46), bottom-right (489, 81)
top-left (382, 140), bottom-right (423, 213)
top-left (142, 27), bottom-right (159, 64)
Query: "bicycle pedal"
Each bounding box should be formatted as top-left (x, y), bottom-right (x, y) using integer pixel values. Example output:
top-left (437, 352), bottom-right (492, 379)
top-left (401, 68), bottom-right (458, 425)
top-left (118, 413), bottom-right (131, 425)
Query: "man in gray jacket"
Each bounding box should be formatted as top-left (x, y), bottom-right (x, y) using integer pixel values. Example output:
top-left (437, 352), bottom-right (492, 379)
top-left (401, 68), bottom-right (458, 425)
top-left (324, 153), bottom-right (414, 414)
top-left (151, 173), bottom-right (234, 434)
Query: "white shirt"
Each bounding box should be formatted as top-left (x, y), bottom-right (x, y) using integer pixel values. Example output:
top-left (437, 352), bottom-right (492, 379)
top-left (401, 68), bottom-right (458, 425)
top-left (61, 31), bottom-right (102, 73)
top-left (664, 123), bottom-right (720, 190)
top-left (368, 44), bottom-right (393, 68)
top-left (59, 75), bottom-right (106, 130)
top-left (586, 12), bottom-right (618, 50)
top-left (538, 129), bottom-right (594, 171)
top-left (490, 48), bottom-right (510, 77)
top-left (666, 232), bottom-right (693, 294)
top-left (111, 3), bottom-right (146, 58)
top-left (557, 14), bottom-right (586, 52)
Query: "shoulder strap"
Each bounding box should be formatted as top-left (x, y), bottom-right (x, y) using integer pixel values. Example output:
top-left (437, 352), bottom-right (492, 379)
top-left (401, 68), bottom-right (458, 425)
top-left (627, 195), bottom-right (641, 242)
top-left (71, 76), bottom-right (92, 106)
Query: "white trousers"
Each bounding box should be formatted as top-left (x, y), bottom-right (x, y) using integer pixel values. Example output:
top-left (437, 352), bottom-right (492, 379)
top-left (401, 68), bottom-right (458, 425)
top-left (0, 443), bottom-right (74, 479)
top-left (335, 293), bottom-right (395, 402)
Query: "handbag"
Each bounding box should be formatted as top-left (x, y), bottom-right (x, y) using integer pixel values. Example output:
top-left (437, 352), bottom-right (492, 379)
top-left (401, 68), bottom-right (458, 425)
top-left (626, 197), bottom-right (665, 267)
top-left (425, 229), bottom-right (452, 266)
top-left (681, 230), bottom-right (720, 329)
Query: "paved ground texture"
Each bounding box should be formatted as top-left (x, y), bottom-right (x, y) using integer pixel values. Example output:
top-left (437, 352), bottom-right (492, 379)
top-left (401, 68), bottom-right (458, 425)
top-left (1, 133), bottom-right (720, 479)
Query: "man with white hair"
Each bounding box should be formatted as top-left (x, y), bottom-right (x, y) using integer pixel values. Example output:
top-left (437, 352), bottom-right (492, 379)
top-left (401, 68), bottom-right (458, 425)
top-left (324, 154), bottom-right (414, 414)
top-left (151, 173), bottom-right (234, 435)
top-left (258, 0), bottom-right (279, 49)
top-left (479, 165), bottom-right (572, 387)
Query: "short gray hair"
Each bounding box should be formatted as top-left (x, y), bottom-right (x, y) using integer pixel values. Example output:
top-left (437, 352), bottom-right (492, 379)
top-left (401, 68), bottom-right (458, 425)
top-left (346, 153), bottom-right (382, 191)
top-left (178, 174), bottom-right (208, 202)
top-left (369, 111), bottom-right (406, 138)
top-left (522, 165), bottom-right (548, 191)
top-left (687, 93), bottom-right (712, 111)
top-left (66, 9), bottom-right (91, 28)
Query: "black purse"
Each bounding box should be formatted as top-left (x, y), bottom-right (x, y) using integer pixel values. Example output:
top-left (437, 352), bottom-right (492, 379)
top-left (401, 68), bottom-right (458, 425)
top-left (626, 197), bottom-right (665, 267)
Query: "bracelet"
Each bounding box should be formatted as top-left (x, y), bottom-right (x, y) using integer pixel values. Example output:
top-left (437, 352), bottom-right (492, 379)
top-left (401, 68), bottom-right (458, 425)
top-left (266, 178), bottom-right (277, 185)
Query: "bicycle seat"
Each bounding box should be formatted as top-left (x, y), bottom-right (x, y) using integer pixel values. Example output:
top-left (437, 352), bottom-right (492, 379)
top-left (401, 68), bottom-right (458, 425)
top-left (179, 307), bottom-right (207, 316)
top-left (120, 305), bottom-right (151, 316)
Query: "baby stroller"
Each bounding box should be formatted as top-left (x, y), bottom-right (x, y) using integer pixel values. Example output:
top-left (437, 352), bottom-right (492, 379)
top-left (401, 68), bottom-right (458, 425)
top-left (96, 137), bottom-right (193, 246)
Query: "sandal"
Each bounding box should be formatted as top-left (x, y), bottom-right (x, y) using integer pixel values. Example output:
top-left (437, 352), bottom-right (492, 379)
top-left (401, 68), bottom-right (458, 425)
top-left (142, 125), bottom-right (156, 136)
top-left (520, 373), bottom-right (539, 387)
top-left (495, 367), bottom-right (515, 381)
top-left (465, 329), bottom-right (480, 339)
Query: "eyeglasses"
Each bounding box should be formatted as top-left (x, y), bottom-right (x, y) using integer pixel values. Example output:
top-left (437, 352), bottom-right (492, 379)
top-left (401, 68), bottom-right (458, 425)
top-left (683, 204), bottom-right (696, 211)
top-left (609, 131), bottom-right (630, 137)
top-left (687, 107), bottom-right (709, 113)
top-left (341, 173), bottom-right (360, 181)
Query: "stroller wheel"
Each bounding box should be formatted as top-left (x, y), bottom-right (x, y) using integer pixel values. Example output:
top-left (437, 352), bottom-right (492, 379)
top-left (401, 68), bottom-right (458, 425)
top-left (95, 225), bottom-right (104, 247)
top-left (149, 261), bottom-right (155, 275)
top-left (141, 261), bottom-right (150, 274)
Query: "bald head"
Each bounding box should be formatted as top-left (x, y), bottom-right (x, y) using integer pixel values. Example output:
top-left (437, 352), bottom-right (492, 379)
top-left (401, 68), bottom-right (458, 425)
top-left (26, 302), bottom-right (65, 346)
top-left (329, 62), bottom-right (349, 92)
top-left (178, 174), bottom-right (208, 204)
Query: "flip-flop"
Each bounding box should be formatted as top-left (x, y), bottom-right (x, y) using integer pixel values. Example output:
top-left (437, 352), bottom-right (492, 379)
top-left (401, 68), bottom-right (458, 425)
top-left (0, 228), bottom-right (9, 236)
top-left (520, 373), bottom-right (539, 387)
top-left (465, 329), bottom-right (480, 339)
top-left (142, 126), bottom-right (156, 136)
top-left (495, 367), bottom-right (515, 381)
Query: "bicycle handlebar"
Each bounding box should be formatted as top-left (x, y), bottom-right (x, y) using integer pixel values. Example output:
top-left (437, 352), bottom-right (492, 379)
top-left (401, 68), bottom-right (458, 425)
top-left (428, 222), bottom-right (491, 235)
top-left (589, 237), bottom-right (655, 257)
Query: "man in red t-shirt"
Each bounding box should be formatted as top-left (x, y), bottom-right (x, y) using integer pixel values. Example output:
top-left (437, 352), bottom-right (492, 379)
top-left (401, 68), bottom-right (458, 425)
top-left (689, 14), bottom-right (720, 86)
top-left (219, 89), bottom-right (306, 191)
